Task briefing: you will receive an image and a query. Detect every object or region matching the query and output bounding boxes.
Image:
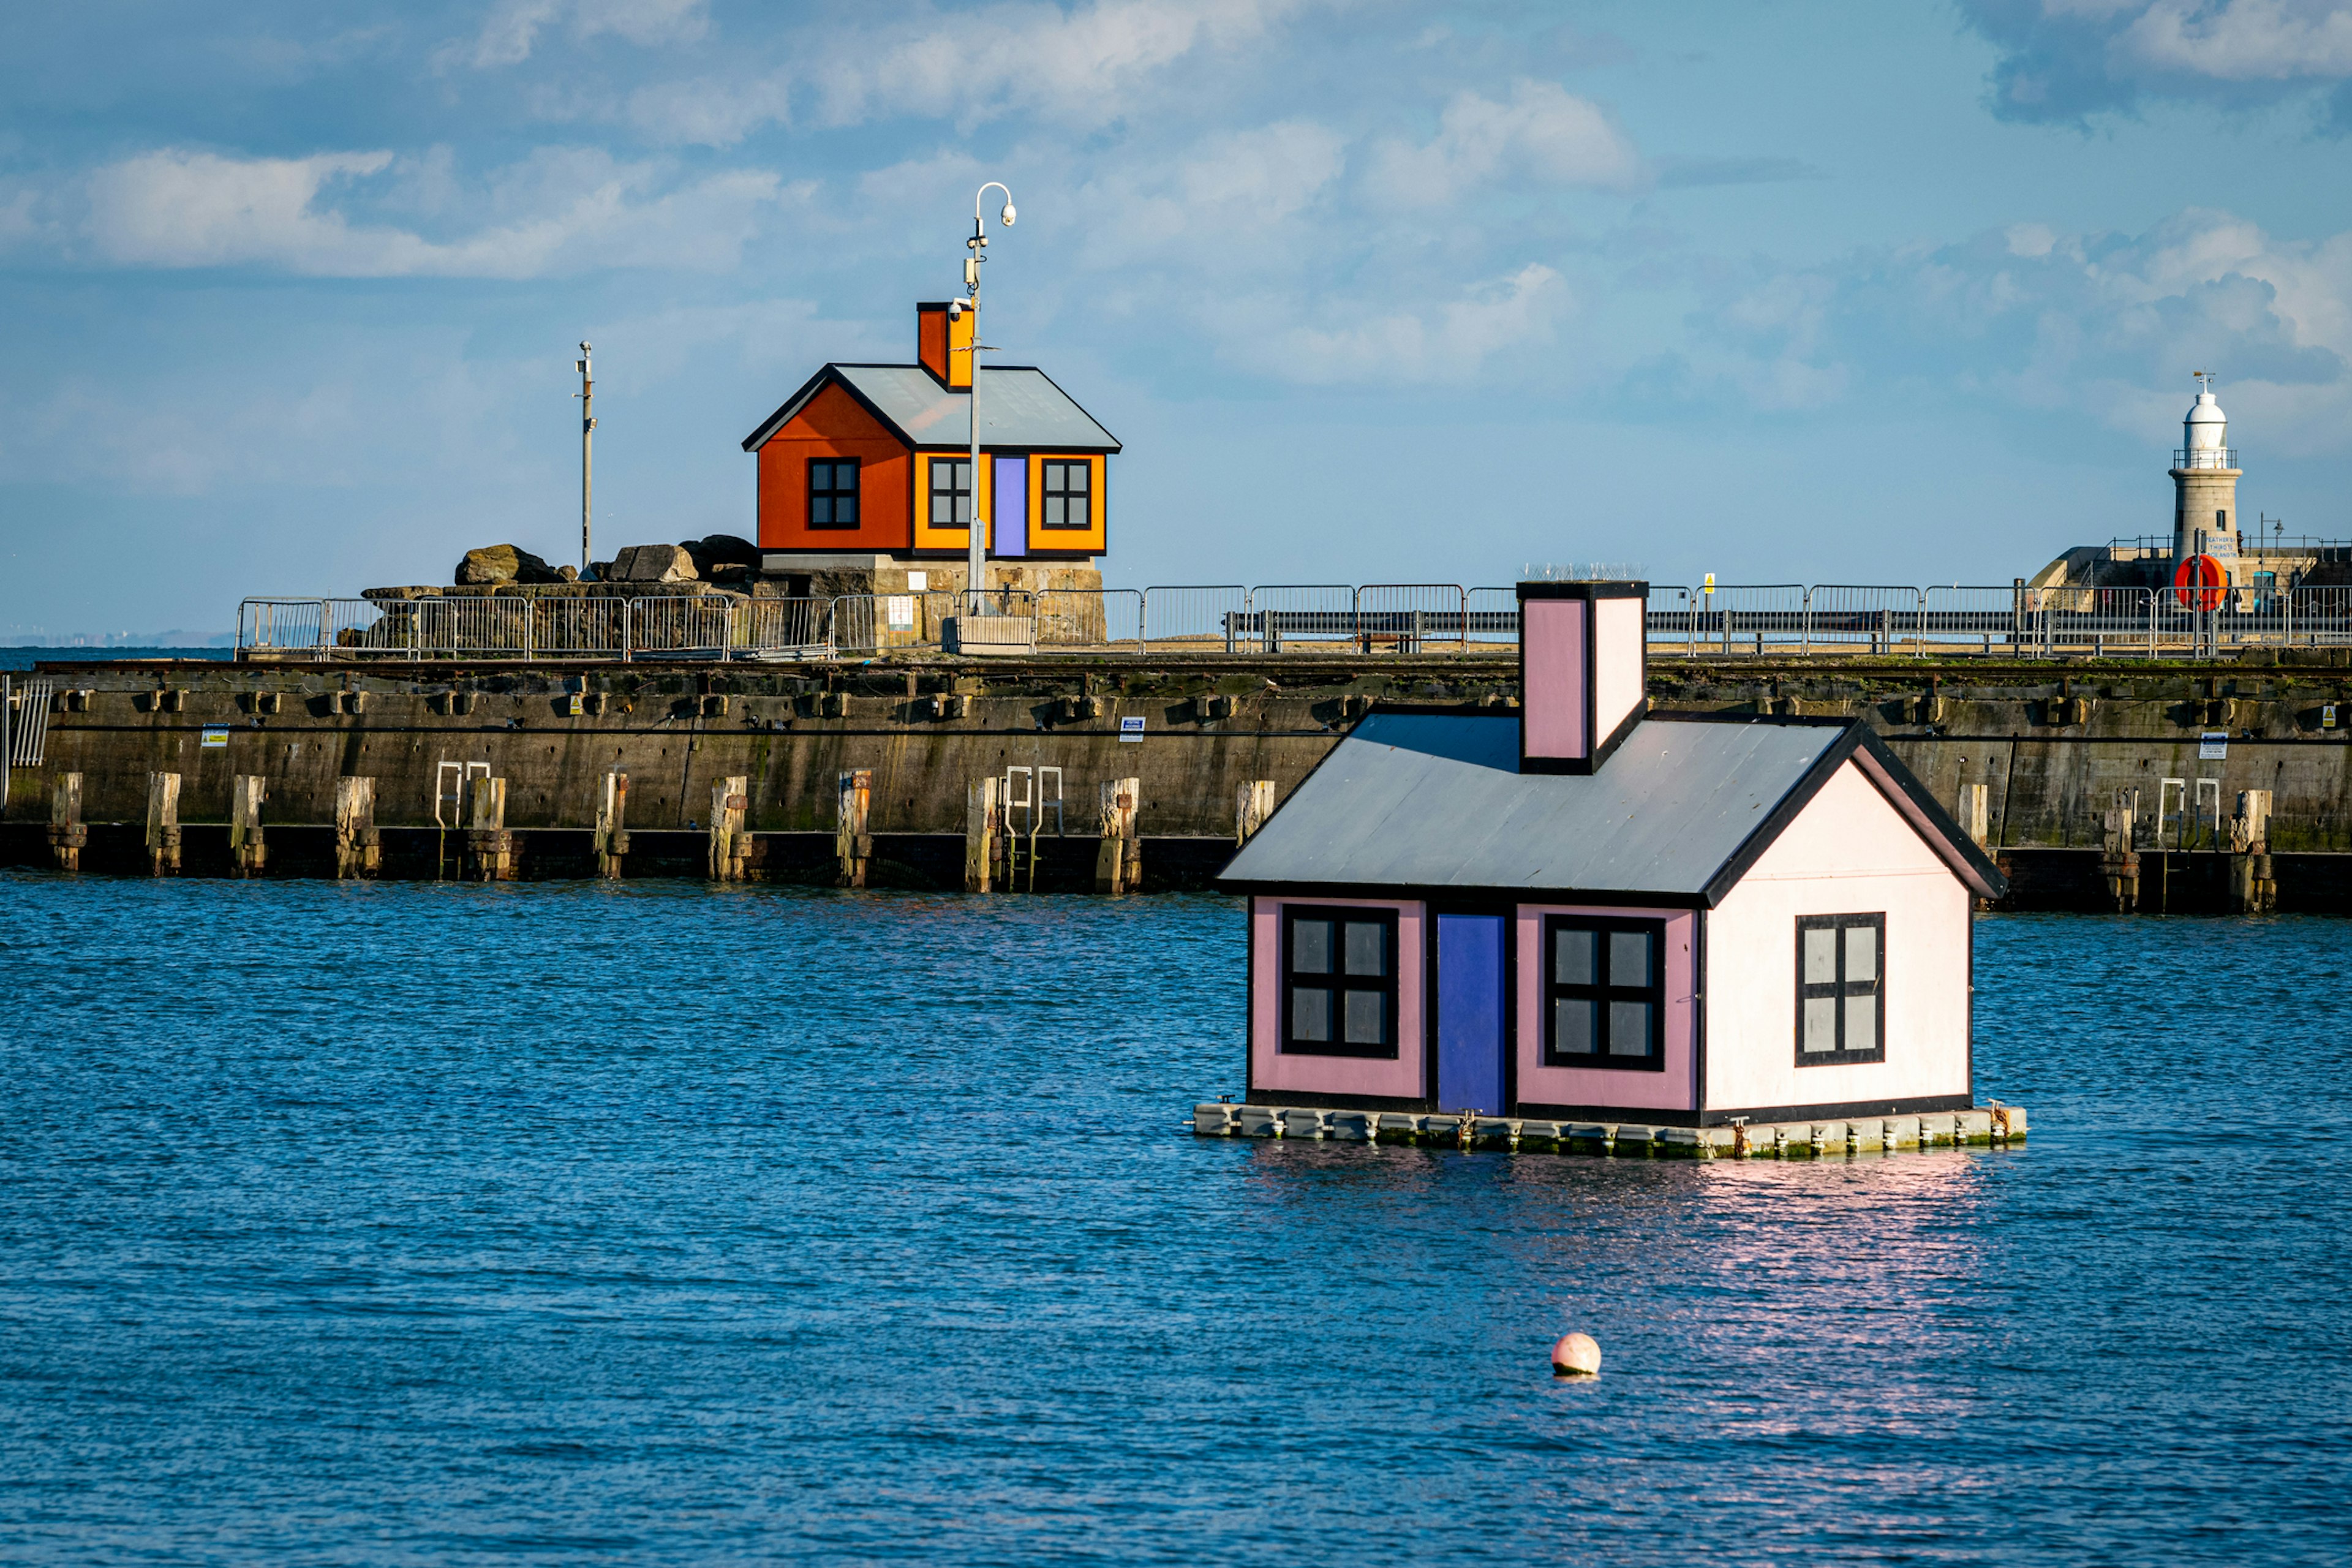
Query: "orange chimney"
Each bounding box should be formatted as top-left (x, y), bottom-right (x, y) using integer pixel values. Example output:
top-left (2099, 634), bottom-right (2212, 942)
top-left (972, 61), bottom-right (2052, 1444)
top-left (916, 301), bottom-right (974, 389)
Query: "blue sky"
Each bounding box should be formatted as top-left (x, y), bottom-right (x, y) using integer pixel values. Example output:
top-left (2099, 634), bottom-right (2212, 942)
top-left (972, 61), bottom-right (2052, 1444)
top-left (4, 0), bottom-right (2351, 638)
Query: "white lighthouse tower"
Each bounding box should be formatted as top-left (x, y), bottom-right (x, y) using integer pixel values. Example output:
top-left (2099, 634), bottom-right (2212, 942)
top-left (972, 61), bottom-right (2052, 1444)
top-left (2170, 372), bottom-right (2240, 572)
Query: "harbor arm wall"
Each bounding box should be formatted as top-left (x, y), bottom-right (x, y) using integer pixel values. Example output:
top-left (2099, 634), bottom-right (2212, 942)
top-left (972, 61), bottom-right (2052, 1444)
top-left (7, 654), bottom-right (2352, 909)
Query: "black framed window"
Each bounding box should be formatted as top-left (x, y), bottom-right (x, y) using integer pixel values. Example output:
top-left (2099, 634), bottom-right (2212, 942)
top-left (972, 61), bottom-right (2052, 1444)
top-left (1544, 915), bottom-right (1664, 1069)
top-left (1281, 907), bottom-right (1398, 1058)
top-left (809, 459), bottom-right (859, 529)
top-left (1796, 913), bottom-right (1885, 1065)
top-left (929, 458), bottom-right (971, 526)
top-left (1041, 459), bottom-right (1091, 529)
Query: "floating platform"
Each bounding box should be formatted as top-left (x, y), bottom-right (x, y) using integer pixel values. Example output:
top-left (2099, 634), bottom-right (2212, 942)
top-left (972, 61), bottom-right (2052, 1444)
top-left (1191, 1102), bottom-right (2027, 1158)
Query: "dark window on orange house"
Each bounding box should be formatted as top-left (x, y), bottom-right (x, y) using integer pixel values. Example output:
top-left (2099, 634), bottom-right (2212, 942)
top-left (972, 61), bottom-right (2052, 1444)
top-left (1041, 460), bottom-right (1091, 529)
top-left (809, 459), bottom-right (859, 529)
top-left (930, 459), bottom-right (971, 526)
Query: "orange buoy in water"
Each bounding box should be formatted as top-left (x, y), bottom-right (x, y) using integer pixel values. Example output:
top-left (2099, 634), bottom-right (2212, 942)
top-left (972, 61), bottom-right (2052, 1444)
top-left (1550, 1332), bottom-right (1602, 1377)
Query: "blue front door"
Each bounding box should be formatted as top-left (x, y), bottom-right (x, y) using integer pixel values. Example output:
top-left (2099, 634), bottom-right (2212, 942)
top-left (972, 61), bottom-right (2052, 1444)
top-left (1436, 913), bottom-right (1506, 1115)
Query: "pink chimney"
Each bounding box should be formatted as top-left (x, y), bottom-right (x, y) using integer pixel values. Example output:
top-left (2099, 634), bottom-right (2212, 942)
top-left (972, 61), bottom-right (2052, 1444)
top-left (1517, 581), bottom-right (1649, 774)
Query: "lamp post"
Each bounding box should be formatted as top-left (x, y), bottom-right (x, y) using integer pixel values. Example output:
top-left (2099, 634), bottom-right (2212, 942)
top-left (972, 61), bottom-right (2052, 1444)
top-left (957, 184), bottom-right (1016, 614)
top-left (575, 342), bottom-right (595, 574)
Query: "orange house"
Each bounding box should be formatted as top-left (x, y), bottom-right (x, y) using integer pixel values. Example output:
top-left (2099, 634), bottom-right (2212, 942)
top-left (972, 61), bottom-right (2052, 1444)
top-left (742, 302), bottom-right (1121, 564)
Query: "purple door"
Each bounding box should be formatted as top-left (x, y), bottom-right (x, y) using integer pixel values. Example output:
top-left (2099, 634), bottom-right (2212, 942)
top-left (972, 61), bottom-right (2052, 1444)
top-left (1436, 914), bottom-right (1506, 1115)
top-left (993, 455), bottom-right (1027, 557)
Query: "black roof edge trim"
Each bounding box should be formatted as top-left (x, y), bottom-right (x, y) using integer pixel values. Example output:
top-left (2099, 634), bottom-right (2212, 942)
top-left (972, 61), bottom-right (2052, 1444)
top-left (1022, 363), bottom-right (1123, 453)
top-left (1516, 580), bottom-right (1648, 601)
top-left (741, 364), bottom-right (840, 451)
top-left (742, 362), bottom-right (1120, 453)
top-left (1646, 710), bottom-right (1854, 728)
top-left (1210, 877), bottom-right (1709, 910)
top-left (1850, 728), bottom-right (2011, 899)
top-left (1697, 721), bottom-right (1868, 906)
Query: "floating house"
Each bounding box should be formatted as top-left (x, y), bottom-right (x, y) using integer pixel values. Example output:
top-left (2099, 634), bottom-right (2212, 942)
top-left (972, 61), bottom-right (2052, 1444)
top-left (741, 302), bottom-right (1120, 576)
top-left (1217, 582), bottom-right (2008, 1127)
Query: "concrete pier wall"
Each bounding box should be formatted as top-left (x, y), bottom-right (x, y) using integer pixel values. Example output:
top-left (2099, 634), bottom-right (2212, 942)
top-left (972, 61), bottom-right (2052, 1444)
top-left (8, 654), bottom-right (2352, 907)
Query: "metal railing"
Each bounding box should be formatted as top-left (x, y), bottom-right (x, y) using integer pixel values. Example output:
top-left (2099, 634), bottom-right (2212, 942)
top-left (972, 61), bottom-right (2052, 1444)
top-left (236, 581), bottom-right (2352, 663)
top-left (1140, 586), bottom-right (1248, 652)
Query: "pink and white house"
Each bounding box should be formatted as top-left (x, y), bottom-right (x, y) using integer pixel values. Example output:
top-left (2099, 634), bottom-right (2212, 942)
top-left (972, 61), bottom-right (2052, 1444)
top-left (1216, 581), bottom-right (2008, 1128)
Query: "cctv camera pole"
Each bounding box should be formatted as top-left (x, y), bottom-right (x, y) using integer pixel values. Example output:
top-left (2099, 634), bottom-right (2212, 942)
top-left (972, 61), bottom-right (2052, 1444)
top-left (963, 183), bottom-right (1015, 616)
top-left (576, 342), bottom-right (595, 574)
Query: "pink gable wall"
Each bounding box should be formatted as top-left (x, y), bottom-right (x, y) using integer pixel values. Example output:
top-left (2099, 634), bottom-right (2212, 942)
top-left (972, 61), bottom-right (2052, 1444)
top-left (1520, 598), bottom-right (1588, 760)
top-left (1514, 905), bottom-right (1696, 1114)
top-left (1250, 897), bottom-right (1427, 1100)
top-left (1705, 760), bottom-right (1973, 1115)
top-left (1591, 596), bottom-right (1645, 744)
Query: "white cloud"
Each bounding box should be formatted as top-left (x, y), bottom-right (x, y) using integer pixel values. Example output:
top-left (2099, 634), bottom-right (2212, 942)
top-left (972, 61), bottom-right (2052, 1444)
top-left (77, 147), bottom-right (799, 278)
top-left (1222, 262), bottom-right (1570, 384)
top-left (449, 0), bottom-right (710, 70)
top-left (1072, 119), bottom-right (1348, 270)
top-left (626, 76), bottom-right (792, 147)
top-left (1961, 0), bottom-right (2352, 119)
top-left (1688, 208), bottom-right (2352, 448)
top-left (2116, 0), bottom-right (2352, 80)
top-left (1365, 80), bottom-right (1640, 208)
top-left (625, 0), bottom-right (1324, 143)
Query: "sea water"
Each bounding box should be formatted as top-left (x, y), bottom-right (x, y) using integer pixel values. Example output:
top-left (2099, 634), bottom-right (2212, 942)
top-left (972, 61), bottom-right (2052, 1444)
top-left (1, 875), bottom-right (2346, 1564)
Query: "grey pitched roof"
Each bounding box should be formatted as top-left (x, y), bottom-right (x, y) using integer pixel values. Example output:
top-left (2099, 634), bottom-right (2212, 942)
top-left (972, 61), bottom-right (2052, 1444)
top-left (1218, 710), bottom-right (2005, 903)
top-left (742, 364), bottom-right (1121, 453)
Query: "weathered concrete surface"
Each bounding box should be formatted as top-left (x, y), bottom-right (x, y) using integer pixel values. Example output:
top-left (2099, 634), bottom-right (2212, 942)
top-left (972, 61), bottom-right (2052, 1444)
top-left (8, 653), bottom-right (2352, 903)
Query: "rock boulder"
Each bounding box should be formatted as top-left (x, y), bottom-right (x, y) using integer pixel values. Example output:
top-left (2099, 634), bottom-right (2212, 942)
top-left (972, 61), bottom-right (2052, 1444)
top-left (612, 543), bottom-right (699, 583)
top-left (456, 544), bottom-right (560, 586)
top-left (682, 534), bottom-right (760, 582)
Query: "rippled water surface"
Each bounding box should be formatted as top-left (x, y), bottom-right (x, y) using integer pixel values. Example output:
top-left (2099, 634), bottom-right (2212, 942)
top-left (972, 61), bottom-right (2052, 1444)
top-left (2, 875), bottom-right (2346, 1564)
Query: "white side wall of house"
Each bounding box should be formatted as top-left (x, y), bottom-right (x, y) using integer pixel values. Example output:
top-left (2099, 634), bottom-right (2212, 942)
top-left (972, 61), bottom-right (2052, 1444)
top-left (1705, 760), bottom-right (1973, 1115)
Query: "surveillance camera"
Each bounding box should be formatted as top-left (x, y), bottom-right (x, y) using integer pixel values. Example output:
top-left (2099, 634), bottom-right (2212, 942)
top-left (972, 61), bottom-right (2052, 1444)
top-left (948, 300), bottom-right (962, 321)
top-left (1001, 203), bottom-right (1016, 226)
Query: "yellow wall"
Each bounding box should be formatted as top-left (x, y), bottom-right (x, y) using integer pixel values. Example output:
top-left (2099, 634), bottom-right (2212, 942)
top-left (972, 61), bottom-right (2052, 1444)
top-left (913, 451), bottom-right (1107, 556)
top-left (1028, 454), bottom-right (1107, 556)
top-left (946, 310), bottom-right (974, 390)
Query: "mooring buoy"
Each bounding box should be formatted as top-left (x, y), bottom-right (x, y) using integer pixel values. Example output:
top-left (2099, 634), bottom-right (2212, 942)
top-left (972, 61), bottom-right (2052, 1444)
top-left (1550, 1332), bottom-right (1601, 1377)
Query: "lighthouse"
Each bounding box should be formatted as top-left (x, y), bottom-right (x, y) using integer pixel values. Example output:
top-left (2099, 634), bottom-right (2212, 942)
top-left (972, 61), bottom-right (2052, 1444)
top-left (2170, 372), bottom-right (2240, 573)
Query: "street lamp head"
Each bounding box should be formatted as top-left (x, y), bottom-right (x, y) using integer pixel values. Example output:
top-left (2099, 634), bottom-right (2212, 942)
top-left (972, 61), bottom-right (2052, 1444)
top-left (1000, 203), bottom-right (1016, 226)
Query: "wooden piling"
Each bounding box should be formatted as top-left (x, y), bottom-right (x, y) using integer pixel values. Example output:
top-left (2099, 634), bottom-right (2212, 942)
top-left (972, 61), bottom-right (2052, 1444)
top-left (1236, 779), bottom-right (1276, 845)
top-left (2233, 788), bottom-right (2275, 913)
top-left (594, 771), bottom-right (628, 880)
top-left (334, 776), bottom-right (379, 879)
top-left (2101, 792), bottom-right (2139, 912)
top-left (1960, 783), bottom-right (1989, 848)
top-left (965, 775), bottom-right (1001, 893)
top-left (464, 775), bottom-right (513, 881)
top-left (836, 770), bottom-right (871, 888)
top-left (1095, 777), bottom-right (1140, 894)
top-left (710, 774), bottom-right (750, 881)
top-left (48, 773), bottom-right (84, 872)
top-left (145, 772), bottom-right (182, 875)
top-left (229, 774), bottom-right (267, 876)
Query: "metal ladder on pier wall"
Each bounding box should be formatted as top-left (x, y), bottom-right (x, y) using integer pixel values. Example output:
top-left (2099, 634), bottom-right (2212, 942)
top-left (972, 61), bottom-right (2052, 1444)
top-left (2, 676), bottom-right (57, 813)
top-left (1000, 766), bottom-right (1063, 892)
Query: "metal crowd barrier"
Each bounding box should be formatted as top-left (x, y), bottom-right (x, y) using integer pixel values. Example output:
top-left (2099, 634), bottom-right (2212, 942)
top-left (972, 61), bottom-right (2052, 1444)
top-left (235, 581), bottom-right (2352, 662)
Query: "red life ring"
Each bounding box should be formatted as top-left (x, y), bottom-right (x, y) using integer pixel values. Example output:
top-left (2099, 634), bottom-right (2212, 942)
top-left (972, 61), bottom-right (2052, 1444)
top-left (2172, 554), bottom-right (2226, 611)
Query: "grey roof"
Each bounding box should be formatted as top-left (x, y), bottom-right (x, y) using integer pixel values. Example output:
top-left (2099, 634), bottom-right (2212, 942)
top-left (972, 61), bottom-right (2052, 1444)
top-left (1220, 711), bottom-right (1915, 903)
top-left (742, 364), bottom-right (1120, 453)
